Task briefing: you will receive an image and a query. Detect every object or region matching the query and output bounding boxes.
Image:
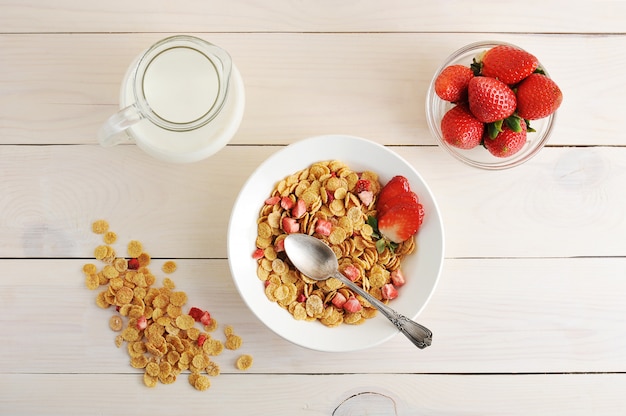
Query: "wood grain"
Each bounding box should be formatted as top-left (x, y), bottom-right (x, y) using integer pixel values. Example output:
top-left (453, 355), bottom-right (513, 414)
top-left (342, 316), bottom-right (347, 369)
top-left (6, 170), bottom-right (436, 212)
top-left (1, 145), bottom-right (624, 259)
top-left (1, 258), bottom-right (624, 375)
top-left (0, 33), bottom-right (622, 145)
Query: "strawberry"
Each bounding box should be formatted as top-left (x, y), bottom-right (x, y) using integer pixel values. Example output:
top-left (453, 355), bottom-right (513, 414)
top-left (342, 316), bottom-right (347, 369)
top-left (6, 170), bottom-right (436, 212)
top-left (440, 103), bottom-right (484, 149)
top-left (354, 179), bottom-right (371, 193)
top-left (331, 291), bottom-right (347, 309)
top-left (376, 176), bottom-right (410, 210)
top-left (314, 219), bottom-right (332, 236)
top-left (281, 217), bottom-right (300, 234)
top-left (481, 45), bottom-right (538, 85)
top-left (483, 118), bottom-right (527, 158)
top-left (280, 196), bottom-right (294, 210)
top-left (252, 248), bottom-right (264, 260)
top-left (378, 202), bottom-right (422, 244)
top-left (341, 264), bottom-right (361, 282)
top-left (381, 283), bottom-right (398, 300)
top-left (468, 76), bottom-right (516, 123)
top-left (390, 269), bottom-right (406, 287)
top-left (515, 73), bottom-right (563, 120)
top-left (343, 296), bottom-right (363, 313)
top-left (136, 315), bottom-right (148, 330)
top-left (265, 196), bottom-right (280, 205)
top-left (291, 199), bottom-right (307, 218)
top-left (377, 190), bottom-right (420, 218)
top-left (434, 64), bottom-right (474, 102)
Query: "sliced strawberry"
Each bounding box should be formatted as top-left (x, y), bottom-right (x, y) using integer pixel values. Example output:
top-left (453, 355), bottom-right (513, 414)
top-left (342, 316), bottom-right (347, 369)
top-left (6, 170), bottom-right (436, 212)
top-left (343, 296), bottom-right (363, 313)
top-left (291, 199), bottom-right (307, 219)
top-left (390, 269), bottom-right (406, 287)
top-left (282, 217), bottom-right (300, 234)
top-left (315, 219), bottom-right (332, 236)
top-left (280, 196), bottom-right (294, 210)
top-left (376, 176), bottom-right (411, 210)
top-left (354, 179), bottom-right (371, 193)
top-left (377, 191), bottom-right (419, 218)
top-left (381, 284), bottom-right (398, 300)
top-left (265, 196), bottom-right (280, 205)
top-left (252, 248), bottom-right (265, 260)
top-left (378, 202), bottom-right (422, 243)
top-left (341, 264), bottom-right (361, 282)
top-left (331, 292), bottom-right (347, 309)
top-left (358, 190), bottom-right (373, 206)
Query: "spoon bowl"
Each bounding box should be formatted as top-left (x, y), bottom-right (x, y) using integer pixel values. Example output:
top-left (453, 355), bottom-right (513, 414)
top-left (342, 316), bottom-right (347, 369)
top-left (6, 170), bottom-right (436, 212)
top-left (284, 233), bottom-right (433, 349)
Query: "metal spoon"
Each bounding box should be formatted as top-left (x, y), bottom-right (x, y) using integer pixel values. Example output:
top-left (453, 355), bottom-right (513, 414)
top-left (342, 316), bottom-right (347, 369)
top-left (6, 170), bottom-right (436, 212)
top-left (283, 233), bottom-right (432, 349)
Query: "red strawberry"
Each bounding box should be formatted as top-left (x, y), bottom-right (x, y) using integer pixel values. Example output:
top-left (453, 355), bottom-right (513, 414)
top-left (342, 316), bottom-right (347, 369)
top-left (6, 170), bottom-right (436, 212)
top-left (331, 292), bottom-right (347, 309)
top-left (378, 202), bottom-right (422, 244)
top-left (282, 217), bottom-right (300, 234)
top-left (343, 296), bottom-right (363, 313)
top-left (468, 76), bottom-right (517, 123)
top-left (434, 64), bottom-right (474, 102)
top-left (483, 118), bottom-right (527, 158)
top-left (516, 73), bottom-right (563, 120)
top-left (390, 269), bottom-right (406, 287)
top-left (376, 176), bottom-right (410, 210)
top-left (381, 283), bottom-right (398, 300)
top-left (314, 219), bottom-right (332, 236)
top-left (354, 179), bottom-right (371, 193)
top-left (481, 45), bottom-right (538, 85)
top-left (377, 190), bottom-right (420, 218)
top-left (440, 103), bottom-right (484, 149)
top-left (291, 199), bottom-right (307, 218)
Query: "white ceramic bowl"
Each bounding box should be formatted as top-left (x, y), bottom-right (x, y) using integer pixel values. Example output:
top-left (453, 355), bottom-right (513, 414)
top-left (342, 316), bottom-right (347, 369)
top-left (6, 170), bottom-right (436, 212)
top-left (227, 135), bottom-right (444, 352)
top-left (426, 41), bottom-right (557, 170)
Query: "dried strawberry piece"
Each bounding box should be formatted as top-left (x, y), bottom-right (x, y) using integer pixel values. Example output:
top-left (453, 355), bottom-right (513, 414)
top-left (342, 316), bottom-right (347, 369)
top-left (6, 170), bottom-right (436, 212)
top-left (137, 315), bottom-right (148, 330)
top-left (355, 179), bottom-right (371, 193)
top-left (252, 248), bottom-right (265, 260)
top-left (331, 292), bottom-right (347, 309)
top-left (128, 258), bottom-right (140, 270)
top-left (197, 334), bottom-right (207, 347)
top-left (296, 293), bottom-right (307, 303)
top-left (200, 311), bottom-right (211, 326)
top-left (343, 296), bottom-right (362, 313)
top-left (291, 199), bottom-right (307, 219)
top-left (265, 196), bottom-right (280, 205)
top-left (358, 190), bottom-right (373, 206)
top-left (274, 239), bottom-right (285, 253)
top-left (314, 219), bottom-right (332, 236)
top-left (341, 265), bottom-right (361, 282)
top-left (390, 269), bottom-right (406, 287)
top-left (280, 197), bottom-right (294, 210)
top-left (282, 217), bottom-right (300, 234)
top-left (381, 283), bottom-right (398, 300)
top-left (189, 307), bottom-right (204, 322)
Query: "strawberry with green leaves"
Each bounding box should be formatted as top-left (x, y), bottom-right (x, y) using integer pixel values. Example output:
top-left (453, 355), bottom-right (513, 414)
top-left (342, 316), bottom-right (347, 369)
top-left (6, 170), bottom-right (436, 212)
top-left (483, 118), bottom-right (528, 158)
top-left (373, 176), bottom-right (424, 246)
top-left (480, 45), bottom-right (539, 85)
top-left (516, 73), bottom-right (563, 120)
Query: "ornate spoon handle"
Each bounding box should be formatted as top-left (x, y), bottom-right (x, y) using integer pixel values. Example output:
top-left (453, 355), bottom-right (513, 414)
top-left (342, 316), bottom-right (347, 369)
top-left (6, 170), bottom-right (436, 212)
top-left (334, 272), bottom-right (432, 349)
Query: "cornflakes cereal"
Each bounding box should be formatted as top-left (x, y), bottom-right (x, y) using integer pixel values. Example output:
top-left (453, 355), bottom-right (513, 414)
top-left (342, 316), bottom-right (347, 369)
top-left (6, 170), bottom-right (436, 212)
top-left (253, 160), bottom-right (415, 327)
top-left (235, 354), bottom-right (253, 371)
top-left (127, 240), bottom-right (143, 258)
top-left (103, 231), bottom-right (117, 244)
top-left (92, 219), bottom-right (109, 234)
top-left (84, 221), bottom-right (255, 392)
top-left (109, 315), bottom-right (123, 331)
top-left (162, 261), bottom-right (177, 274)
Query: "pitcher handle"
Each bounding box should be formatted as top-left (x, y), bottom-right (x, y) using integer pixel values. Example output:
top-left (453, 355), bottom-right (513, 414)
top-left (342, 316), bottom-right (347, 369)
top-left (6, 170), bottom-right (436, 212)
top-left (97, 104), bottom-right (144, 147)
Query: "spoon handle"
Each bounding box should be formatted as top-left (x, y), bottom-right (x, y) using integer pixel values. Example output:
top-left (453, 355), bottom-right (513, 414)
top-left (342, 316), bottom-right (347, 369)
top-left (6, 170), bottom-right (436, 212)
top-left (334, 272), bottom-right (432, 349)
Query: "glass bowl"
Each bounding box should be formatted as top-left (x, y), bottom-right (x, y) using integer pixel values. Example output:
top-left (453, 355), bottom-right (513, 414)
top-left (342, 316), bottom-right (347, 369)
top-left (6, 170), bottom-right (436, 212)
top-left (425, 41), bottom-right (556, 170)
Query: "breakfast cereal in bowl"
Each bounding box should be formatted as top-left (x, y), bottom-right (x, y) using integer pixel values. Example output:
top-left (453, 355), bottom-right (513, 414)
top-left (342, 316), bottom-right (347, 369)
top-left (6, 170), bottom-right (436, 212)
top-left (227, 135), bottom-right (444, 352)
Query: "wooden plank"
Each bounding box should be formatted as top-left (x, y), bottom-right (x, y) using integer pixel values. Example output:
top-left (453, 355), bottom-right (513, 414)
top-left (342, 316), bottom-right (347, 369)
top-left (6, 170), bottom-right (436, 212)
top-left (0, 33), bottom-right (621, 146)
top-left (1, 145), bottom-right (624, 259)
top-left (0, 0), bottom-right (623, 34)
top-left (1, 257), bottom-right (625, 374)
top-left (0, 373), bottom-right (624, 415)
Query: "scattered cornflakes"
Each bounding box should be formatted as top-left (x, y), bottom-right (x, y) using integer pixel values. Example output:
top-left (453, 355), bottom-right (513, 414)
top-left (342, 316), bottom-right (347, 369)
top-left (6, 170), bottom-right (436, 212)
top-left (92, 219), bottom-right (109, 234)
top-left (162, 261), bottom-right (177, 274)
top-left (253, 160), bottom-right (415, 327)
top-left (235, 354), bottom-right (254, 371)
top-left (109, 315), bottom-right (123, 331)
top-left (84, 220), bottom-right (254, 392)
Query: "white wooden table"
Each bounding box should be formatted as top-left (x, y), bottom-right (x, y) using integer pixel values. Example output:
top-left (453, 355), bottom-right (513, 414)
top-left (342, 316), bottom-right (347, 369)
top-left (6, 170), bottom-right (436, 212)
top-left (2, 1), bottom-right (625, 414)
